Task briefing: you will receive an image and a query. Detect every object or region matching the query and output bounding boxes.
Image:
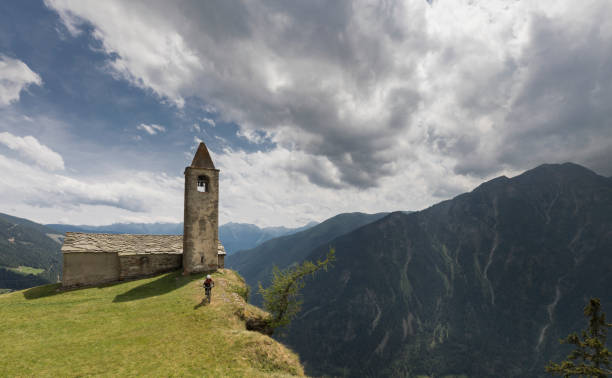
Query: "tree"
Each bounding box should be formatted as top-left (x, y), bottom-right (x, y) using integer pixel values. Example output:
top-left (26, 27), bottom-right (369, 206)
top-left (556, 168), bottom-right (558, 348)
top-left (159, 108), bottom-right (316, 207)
top-left (258, 248), bottom-right (335, 331)
top-left (546, 298), bottom-right (611, 377)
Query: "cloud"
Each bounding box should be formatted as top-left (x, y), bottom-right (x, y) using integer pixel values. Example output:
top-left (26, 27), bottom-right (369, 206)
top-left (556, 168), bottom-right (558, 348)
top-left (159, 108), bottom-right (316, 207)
top-left (0, 132), bottom-right (65, 170)
top-left (0, 152), bottom-right (183, 224)
top-left (210, 144), bottom-right (485, 227)
top-left (45, 0), bottom-right (612, 193)
top-left (45, 0), bottom-right (199, 108)
top-left (201, 117), bottom-right (215, 127)
top-left (137, 123), bottom-right (166, 135)
top-left (0, 55), bottom-right (42, 107)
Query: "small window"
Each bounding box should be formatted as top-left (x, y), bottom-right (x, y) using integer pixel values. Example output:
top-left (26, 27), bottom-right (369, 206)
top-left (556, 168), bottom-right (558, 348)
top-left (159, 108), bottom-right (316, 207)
top-left (197, 175), bottom-right (209, 192)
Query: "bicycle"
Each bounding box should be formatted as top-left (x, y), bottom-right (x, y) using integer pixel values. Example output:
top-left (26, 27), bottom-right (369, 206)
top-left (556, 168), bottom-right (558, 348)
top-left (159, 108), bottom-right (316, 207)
top-left (204, 285), bottom-right (212, 304)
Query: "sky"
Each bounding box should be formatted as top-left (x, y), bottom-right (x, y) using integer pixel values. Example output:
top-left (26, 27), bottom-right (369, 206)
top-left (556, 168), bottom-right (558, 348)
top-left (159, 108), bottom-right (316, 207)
top-left (1, 0), bottom-right (611, 228)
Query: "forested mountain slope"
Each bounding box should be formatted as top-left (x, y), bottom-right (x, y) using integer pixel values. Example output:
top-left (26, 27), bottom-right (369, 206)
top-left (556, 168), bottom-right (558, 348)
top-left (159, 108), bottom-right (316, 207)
top-left (0, 213), bottom-right (62, 290)
top-left (227, 212), bottom-right (389, 306)
top-left (279, 163), bottom-right (612, 377)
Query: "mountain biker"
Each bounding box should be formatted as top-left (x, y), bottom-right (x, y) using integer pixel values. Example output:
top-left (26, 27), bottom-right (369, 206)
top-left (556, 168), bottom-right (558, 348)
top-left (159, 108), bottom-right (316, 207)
top-left (204, 274), bottom-right (214, 289)
top-left (203, 274), bottom-right (214, 302)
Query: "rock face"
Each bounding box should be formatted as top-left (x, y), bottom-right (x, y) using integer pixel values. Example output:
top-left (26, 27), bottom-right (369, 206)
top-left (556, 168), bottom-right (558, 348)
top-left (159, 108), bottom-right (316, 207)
top-left (277, 163), bottom-right (612, 377)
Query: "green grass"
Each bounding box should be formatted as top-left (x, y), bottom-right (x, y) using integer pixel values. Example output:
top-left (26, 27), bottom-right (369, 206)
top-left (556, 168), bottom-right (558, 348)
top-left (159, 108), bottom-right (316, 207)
top-left (0, 269), bottom-right (304, 377)
top-left (0, 288), bottom-right (12, 295)
top-left (5, 265), bottom-right (45, 275)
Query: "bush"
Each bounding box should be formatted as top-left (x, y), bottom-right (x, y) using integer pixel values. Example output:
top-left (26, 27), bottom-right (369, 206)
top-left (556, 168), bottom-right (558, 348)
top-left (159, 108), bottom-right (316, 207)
top-left (258, 248), bottom-right (335, 331)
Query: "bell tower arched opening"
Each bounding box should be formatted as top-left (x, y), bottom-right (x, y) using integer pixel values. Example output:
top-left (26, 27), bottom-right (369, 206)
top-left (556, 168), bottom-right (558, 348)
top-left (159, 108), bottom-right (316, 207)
top-left (197, 175), bottom-right (209, 192)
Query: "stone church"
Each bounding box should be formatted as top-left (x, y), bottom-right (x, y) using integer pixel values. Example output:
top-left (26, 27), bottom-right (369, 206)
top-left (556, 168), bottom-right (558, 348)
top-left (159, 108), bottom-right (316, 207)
top-left (61, 142), bottom-right (226, 287)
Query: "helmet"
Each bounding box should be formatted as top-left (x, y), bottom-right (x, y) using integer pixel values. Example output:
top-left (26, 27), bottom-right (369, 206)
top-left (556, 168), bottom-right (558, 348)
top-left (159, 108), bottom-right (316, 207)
top-left (206, 275), bottom-right (211, 279)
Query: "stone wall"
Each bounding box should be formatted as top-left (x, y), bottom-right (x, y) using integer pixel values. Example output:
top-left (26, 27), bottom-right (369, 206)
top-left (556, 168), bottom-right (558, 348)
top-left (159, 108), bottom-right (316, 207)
top-left (63, 252), bottom-right (119, 287)
top-left (183, 166), bottom-right (220, 273)
top-left (118, 254), bottom-right (182, 279)
top-left (61, 233), bottom-right (225, 288)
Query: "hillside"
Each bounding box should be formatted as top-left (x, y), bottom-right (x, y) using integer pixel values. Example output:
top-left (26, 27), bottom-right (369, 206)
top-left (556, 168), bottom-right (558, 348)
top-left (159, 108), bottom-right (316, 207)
top-left (259, 163), bottom-right (611, 377)
top-left (227, 212), bottom-right (388, 306)
top-left (0, 269), bottom-right (303, 377)
top-left (0, 213), bottom-right (63, 290)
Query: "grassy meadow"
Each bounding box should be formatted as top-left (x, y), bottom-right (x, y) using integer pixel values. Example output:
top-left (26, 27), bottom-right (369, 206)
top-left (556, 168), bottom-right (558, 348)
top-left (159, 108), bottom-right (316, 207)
top-left (0, 269), bottom-right (303, 377)
top-left (5, 265), bottom-right (45, 275)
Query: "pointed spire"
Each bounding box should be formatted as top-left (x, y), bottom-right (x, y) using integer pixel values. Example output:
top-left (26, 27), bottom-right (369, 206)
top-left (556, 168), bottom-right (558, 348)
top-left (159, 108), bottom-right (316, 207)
top-left (190, 142), bottom-right (216, 169)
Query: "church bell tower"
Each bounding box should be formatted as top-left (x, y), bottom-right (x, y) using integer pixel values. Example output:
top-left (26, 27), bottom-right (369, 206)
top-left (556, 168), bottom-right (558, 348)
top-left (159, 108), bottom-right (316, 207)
top-left (183, 142), bottom-right (219, 274)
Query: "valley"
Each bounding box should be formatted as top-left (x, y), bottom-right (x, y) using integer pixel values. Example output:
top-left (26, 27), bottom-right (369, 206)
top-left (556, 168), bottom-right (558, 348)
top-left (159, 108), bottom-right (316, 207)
top-left (2, 162), bottom-right (610, 377)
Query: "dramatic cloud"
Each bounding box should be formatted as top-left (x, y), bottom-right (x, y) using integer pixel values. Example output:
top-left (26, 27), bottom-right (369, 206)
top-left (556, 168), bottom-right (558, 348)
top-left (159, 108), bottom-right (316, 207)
top-left (45, 0), bottom-right (612, 192)
top-left (0, 55), bottom-right (42, 107)
top-left (0, 132), bottom-right (65, 170)
top-left (4, 0), bottom-right (602, 227)
top-left (211, 144), bottom-right (483, 227)
top-left (137, 123), bottom-right (166, 135)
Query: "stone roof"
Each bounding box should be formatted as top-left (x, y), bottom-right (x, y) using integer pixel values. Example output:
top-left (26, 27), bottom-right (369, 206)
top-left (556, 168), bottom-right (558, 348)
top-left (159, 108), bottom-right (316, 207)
top-left (62, 232), bottom-right (225, 256)
top-left (190, 142), bottom-right (216, 169)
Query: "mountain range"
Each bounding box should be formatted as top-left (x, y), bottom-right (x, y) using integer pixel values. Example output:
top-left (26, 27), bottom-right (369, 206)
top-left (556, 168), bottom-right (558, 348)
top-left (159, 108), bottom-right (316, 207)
top-left (2, 162), bottom-right (610, 377)
top-left (230, 163), bottom-right (612, 377)
top-left (46, 222), bottom-right (184, 236)
top-left (219, 221), bottom-right (318, 254)
top-left (46, 221), bottom-right (317, 255)
top-left (0, 214), bottom-right (316, 292)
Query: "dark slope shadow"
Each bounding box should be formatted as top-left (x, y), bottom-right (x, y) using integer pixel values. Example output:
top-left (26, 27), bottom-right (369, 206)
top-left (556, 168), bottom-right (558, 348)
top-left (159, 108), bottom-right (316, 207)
top-left (24, 277), bottom-right (141, 300)
top-left (22, 280), bottom-right (130, 299)
top-left (113, 271), bottom-right (202, 303)
top-left (22, 271), bottom-right (201, 301)
top-left (23, 283), bottom-right (62, 300)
